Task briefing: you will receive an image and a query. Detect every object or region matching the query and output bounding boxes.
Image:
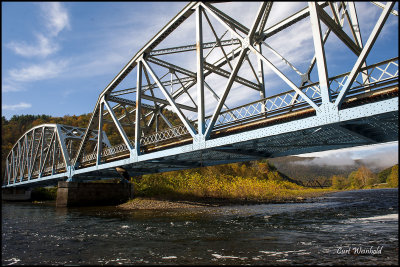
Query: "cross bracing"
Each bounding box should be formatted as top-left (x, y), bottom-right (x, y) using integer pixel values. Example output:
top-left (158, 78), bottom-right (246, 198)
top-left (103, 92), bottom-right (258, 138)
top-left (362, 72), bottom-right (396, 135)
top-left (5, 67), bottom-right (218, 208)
top-left (3, 1), bottom-right (398, 188)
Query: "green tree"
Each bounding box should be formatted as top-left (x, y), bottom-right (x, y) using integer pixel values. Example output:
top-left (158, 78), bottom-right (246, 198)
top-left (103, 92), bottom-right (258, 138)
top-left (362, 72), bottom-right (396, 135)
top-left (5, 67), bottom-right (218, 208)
top-left (386, 164), bottom-right (398, 188)
top-left (331, 175), bottom-right (349, 190)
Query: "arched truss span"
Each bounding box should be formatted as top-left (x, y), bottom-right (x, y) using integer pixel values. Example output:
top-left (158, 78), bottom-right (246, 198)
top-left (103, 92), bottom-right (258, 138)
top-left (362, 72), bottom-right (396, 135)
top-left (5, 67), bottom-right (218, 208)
top-left (3, 124), bottom-right (110, 186)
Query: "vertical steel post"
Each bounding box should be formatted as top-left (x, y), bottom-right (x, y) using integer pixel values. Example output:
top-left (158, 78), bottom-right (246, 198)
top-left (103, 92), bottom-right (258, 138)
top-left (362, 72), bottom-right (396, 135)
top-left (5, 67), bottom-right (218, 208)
top-left (51, 136), bottom-right (57, 174)
top-left (309, 2), bottom-right (331, 105)
top-left (97, 101), bottom-right (104, 165)
top-left (38, 127), bottom-right (45, 177)
top-left (28, 129), bottom-right (35, 179)
top-left (257, 43), bottom-right (266, 114)
top-left (347, 2), bottom-right (369, 86)
top-left (11, 150), bottom-right (15, 183)
top-left (6, 158), bottom-right (10, 185)
top-left (196, 5), bottom-right (205, 137)
top-left (135, 60), bottom-right (143, 156)
top-left (15, 141), bottom-right (21, 182)
top-left (155, 113), bottom-right (159, 132)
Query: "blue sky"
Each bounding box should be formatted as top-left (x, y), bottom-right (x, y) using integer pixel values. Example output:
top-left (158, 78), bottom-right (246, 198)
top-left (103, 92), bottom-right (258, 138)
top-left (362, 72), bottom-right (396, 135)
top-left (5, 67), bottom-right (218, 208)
top-left (2, 2), bottom-right (398, 166)
top-left (2, 2), bottom-right (189, 117)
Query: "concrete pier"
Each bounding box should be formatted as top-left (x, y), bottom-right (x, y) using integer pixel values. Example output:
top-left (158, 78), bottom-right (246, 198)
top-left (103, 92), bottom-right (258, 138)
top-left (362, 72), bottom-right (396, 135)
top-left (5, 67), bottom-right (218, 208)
top-left (2, 187), bottom-right (32, 201)
top-left (56, 181), bottom-right (134, 207)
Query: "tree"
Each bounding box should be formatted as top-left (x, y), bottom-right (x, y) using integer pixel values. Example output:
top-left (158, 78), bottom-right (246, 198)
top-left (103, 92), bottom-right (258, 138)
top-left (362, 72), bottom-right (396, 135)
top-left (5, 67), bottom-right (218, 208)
top-left (331, 175), bottom-right (349, 190)
top-left (387, 164), bottom-right (398, 188)
top-left (349, 165), bottom-right (376, 189)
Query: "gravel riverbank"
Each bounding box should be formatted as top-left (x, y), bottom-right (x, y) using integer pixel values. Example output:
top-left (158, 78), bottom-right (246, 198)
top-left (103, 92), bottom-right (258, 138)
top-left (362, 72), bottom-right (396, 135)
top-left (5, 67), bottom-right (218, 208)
top-left (116, 192), bottom-right (336, 210)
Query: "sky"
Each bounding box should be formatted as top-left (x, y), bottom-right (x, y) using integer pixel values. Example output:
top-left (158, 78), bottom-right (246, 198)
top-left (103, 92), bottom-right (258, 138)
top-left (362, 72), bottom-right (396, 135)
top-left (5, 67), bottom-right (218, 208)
top-left (1, 2), bottom-right (398, 167)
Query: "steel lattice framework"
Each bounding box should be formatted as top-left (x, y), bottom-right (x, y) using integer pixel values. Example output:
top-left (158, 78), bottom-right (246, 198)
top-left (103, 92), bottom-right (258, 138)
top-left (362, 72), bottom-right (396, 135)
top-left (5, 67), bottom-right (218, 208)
top-left (3, 1), bottom-right (398, 188)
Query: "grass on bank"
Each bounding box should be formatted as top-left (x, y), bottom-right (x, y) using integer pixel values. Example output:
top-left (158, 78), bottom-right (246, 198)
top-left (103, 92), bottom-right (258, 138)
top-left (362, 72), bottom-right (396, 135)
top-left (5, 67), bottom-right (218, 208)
top-left (131, 162), bottom-right (335, 202)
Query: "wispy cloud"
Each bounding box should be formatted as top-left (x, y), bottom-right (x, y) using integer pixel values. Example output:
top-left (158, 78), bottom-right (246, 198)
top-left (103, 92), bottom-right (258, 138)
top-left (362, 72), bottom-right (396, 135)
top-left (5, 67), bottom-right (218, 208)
top-left (2, 82), bottom-right (22, 93)
top-left (297, 142), bottom-right (398, 170)
top-left (8, 60), bottom-right (69, 82)
top-left (2, 102), bottom-right (32, 111)
top-left (4, 2), bottom-right (71, 96)
top-left (6, 3), bottom-right (70, 59)
top-left (6, 33), bottom-right (59, 58)
top-left (40, 2), bottom-right (70, 37)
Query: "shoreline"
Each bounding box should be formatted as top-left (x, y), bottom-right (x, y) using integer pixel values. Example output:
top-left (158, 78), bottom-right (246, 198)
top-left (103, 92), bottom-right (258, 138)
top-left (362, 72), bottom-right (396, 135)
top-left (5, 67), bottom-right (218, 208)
top-left (117, 190), bottom-right (338, 210)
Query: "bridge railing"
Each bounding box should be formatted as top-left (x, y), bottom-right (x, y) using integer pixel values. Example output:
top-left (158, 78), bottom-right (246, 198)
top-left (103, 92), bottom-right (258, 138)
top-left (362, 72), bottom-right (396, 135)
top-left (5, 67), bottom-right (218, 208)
top-left (207, 57), bottom-right (398, 130)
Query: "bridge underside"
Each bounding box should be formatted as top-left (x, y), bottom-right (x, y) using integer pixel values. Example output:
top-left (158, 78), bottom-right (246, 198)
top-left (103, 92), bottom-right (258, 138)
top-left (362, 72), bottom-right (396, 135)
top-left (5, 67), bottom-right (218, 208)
top-left (74, 106), bottom-right (399, 181)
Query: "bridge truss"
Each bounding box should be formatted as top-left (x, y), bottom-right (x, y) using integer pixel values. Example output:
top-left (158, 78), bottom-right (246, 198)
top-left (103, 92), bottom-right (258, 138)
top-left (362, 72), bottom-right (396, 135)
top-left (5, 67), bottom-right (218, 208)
top-left (3, 1), bottom-right (398, 188)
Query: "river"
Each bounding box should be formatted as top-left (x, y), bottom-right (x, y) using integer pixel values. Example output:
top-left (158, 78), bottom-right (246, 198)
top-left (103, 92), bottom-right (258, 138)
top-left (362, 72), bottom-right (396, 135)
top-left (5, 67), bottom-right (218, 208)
top-left (2, 188), bottom-right (398, 265)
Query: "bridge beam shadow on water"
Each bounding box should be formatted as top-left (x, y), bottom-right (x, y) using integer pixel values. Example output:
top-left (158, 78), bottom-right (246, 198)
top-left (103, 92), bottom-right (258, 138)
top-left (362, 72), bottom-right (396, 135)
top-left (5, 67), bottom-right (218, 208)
top-left (2, 2), bottom-right (398, 189)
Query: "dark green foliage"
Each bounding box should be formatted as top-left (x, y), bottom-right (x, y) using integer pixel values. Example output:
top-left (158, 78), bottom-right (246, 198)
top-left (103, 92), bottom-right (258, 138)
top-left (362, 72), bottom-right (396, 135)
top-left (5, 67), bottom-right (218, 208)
top-left (386, 164), bottom-right (398, 188)
top-left (31, 187), bottom-right (57, 201)
top-left (378, 165), bottom-right (394, 183)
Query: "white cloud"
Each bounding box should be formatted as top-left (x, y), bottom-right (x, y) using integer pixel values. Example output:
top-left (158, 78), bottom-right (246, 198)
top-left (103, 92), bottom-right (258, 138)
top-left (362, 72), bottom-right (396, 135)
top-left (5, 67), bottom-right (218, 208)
top-left (297, 142), bottom-right (398, 169)
top-left (2, 102), bottom-right (32, 111)
top-left (2, 82), bottom-right (22, 93)
top-left (40, 2), bottom-right (70, 36)
top-left (8, 60), bottom-right (69, 82)
top-left (7, 33), bottom-right (59, 58)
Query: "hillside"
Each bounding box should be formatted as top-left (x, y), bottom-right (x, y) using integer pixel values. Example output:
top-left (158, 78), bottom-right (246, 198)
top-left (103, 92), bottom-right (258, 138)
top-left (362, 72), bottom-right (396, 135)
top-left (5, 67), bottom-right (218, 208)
top-left (269, 156), bottom-right (386, 182)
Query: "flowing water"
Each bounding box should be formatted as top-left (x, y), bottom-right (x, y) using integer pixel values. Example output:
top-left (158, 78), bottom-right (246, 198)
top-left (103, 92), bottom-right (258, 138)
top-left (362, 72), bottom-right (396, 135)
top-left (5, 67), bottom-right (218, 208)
top-left (2, 188), bottom-right (398, 265)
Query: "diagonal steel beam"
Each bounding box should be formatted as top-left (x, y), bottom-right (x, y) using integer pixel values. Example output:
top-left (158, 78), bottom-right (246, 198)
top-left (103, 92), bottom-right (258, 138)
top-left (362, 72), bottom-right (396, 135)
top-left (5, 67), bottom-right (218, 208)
top-left (335, 1), bottom-right (395, 107)
top-left (248, 2), bottom-right (269, 40)
top-left (263, 3), bottom-right (329, 39)
top-left (371, 1), bottom-right (398, 16)
top-left (203, 2), bottom-right (250, 35)
top-left (73, 102), bottom-right (100, 167)
top-left (39, 130), bottom-right (56, 175)
top-left (256, 1), bottom-right (273, 38)
top-left (104, 99), bottom-right (134, 150)
top-left (142, 59), bottom-right (197, 138)
top-left (250, 46), bottom-right (320, 111)
top-left (205, 48), bottom-right (248, 139)
top-left (203, 62), bottom-right (261, 91)
top-left (315, 3), bottom-right (361, 55)
top-left (55, 125), bottom-right (72, 168)
top-left (147, 56), bottom-right (196, 78)
top-left (99, 2), bottom-right (197, 98)
top-left (203, 10), bottom-right (233, 70)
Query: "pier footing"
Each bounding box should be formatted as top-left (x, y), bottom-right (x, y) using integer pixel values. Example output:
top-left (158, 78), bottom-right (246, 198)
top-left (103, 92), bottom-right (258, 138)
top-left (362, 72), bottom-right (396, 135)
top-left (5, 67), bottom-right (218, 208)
top-left (2, 187), bottom-right (32, 201)
top-left (56, 181), bottom-right (134, 207)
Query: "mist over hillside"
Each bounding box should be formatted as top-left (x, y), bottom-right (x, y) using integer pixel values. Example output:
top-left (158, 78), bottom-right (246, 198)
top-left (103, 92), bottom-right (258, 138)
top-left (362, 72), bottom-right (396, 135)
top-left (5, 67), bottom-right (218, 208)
top-left (269, 156), bottom-right (391, 182)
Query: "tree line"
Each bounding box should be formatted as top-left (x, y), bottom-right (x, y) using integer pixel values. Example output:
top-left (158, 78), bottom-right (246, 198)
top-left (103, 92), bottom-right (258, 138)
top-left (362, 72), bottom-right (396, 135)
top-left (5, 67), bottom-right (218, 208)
top-left (331, 164), bottom-right (398, 189)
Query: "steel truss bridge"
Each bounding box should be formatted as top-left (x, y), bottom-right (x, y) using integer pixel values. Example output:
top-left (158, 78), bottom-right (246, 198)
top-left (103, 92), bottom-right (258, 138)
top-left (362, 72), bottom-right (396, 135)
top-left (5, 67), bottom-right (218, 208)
top-left (3, 1), bottom-right (398, 188)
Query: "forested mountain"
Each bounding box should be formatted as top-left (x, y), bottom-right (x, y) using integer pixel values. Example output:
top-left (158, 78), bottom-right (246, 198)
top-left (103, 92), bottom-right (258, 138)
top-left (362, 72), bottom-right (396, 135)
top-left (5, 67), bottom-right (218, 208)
top-left (269, 156), bottom-right (365, 182)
